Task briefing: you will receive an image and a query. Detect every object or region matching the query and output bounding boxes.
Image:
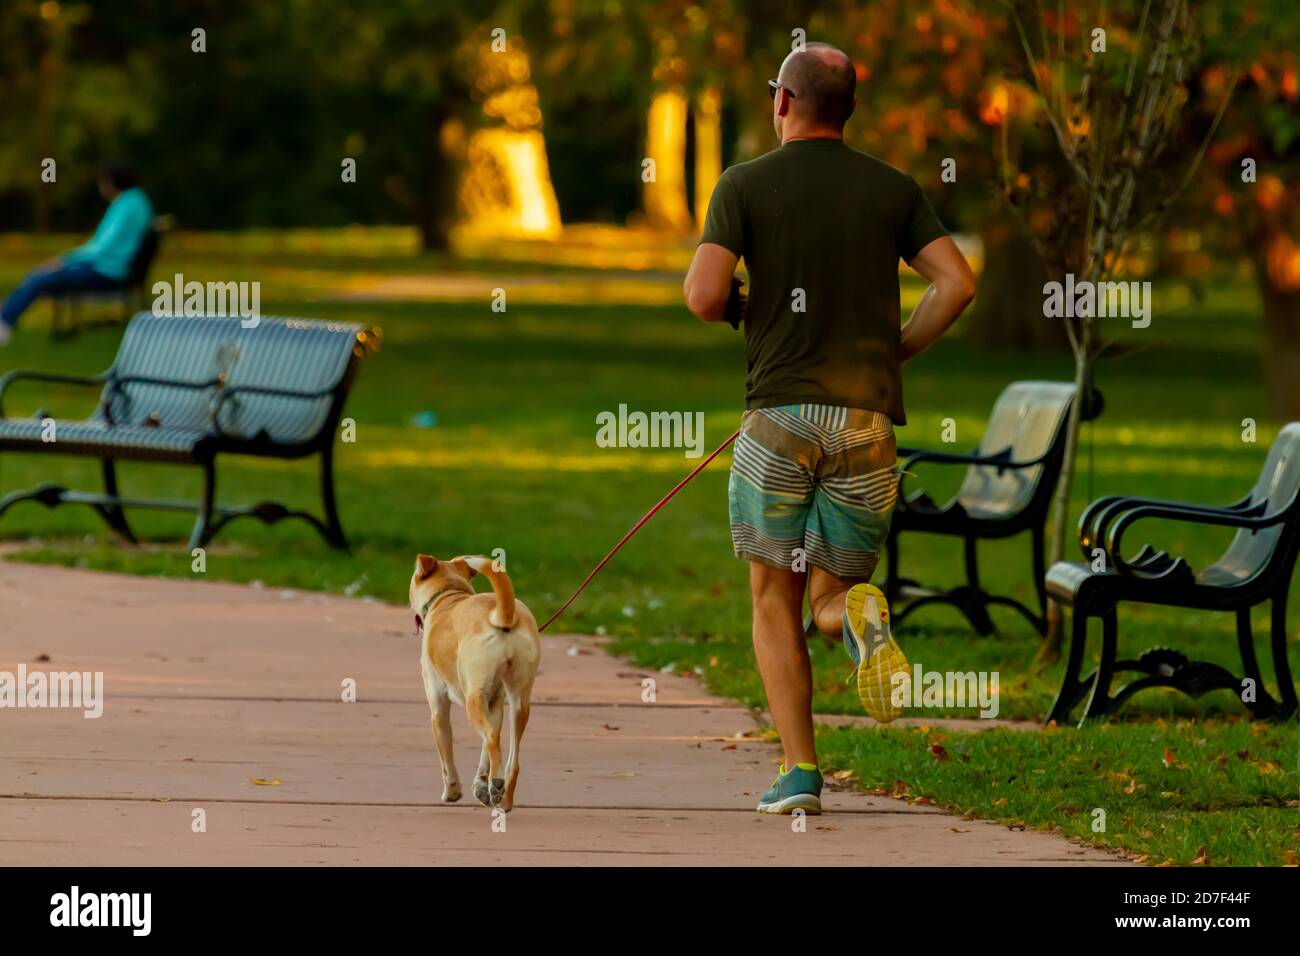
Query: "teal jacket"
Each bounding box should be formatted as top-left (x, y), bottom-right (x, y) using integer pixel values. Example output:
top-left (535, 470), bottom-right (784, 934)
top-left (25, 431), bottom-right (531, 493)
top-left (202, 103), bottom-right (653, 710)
top-left (64, 187), bottom-right (154, 281)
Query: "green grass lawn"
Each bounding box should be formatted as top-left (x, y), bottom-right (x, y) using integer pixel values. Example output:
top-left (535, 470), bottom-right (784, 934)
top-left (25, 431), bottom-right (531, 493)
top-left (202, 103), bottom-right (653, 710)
top-left (1, 234), bottom-right (1296, 865)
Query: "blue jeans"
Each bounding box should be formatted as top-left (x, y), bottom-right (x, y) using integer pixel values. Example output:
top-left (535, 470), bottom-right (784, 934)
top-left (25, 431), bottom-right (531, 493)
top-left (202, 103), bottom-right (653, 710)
top-left (1, 262), bottom-right (123, 328)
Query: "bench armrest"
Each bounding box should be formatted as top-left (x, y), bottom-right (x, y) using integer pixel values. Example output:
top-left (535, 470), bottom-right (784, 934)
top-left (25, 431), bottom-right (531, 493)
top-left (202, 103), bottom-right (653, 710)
top-left (100, 375), bottom-right (220, 425)
top-left (109, 374), bottom-right (220, 391)
top-left (900, 445), bottom-right (1054, 471)
top-left (208, 383), bottom-right (338, 439)
top-left (1105, 498), bottom-right (1295, 576)
top-left (898, 445), bottom-right (1049, 504)
top-left (1078, 494), bottom-right (1256, 556)
top-left (0, 369), bottom-right (108, 417)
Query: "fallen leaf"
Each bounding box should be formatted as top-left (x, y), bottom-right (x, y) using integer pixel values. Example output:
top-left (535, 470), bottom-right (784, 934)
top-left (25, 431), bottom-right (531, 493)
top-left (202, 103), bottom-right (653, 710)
top-left (930, 744), bottom-right (950, 762)
top-left (250, 778), bottom-right (282, 787)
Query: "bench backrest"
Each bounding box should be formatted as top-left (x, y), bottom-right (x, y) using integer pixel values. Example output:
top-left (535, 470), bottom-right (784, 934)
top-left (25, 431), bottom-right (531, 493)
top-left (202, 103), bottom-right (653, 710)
top-left (126, 227), bottom-right (162, 289)
top-left (956, 381), bottom-right (1077, 518)
top-left (1211, 423), bottom-right (1300, 580)
top-left (101, 314), bottom-right (366, 447)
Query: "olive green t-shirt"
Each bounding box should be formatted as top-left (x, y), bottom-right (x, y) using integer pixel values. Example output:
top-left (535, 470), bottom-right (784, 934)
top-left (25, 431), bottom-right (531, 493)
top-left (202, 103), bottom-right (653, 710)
top-left (699, 139), bottom-right (948, 425)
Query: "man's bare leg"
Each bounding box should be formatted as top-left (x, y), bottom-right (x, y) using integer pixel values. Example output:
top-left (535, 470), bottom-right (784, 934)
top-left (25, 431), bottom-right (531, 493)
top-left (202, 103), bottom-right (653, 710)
top-left (808, 564), bottom-right (872, 639)
top-left (749, 561), bottom-right (816, 768)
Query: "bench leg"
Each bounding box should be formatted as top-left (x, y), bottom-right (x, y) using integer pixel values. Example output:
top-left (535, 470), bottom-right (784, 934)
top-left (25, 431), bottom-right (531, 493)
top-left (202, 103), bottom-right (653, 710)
top-left (1235, 607), bottom-right (1270, 707)
top-left (51, 299), bottom-right (65, 339)
top-left (1080, 610), bottom-right (1119, 723)
top-left (1031, 527), bottom-right (1048, 633)
top-left (96, 460), bottom-right (138, 545)
top-left (958, 536), bottom-right (996, 635)
top-left (1270, 597), bottom-right (1299, 718)
top-left (1045, 609), bottom-right (1092, 724)
top-left (320, 445), bottom-right (348, 551)
top-left (188, 462), bottom-right (216, 551)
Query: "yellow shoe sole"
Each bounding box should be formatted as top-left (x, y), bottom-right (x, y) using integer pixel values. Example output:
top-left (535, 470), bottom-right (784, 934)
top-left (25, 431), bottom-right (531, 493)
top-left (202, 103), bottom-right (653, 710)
top-left (844, 584), bottom-right (909, 724)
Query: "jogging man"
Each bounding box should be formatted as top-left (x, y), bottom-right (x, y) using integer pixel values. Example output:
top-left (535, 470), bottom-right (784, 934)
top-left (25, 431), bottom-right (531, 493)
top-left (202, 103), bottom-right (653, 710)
top-left (683, 43), bottom-right (975, 814)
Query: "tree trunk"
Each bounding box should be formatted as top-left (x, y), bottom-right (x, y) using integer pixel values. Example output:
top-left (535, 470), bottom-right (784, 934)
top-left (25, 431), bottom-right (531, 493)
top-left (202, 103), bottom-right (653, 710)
top-left (693, 87), bottom-right (723, 228)
top-left (966, 216), bottom-right (1066, 350)
top-left (1036, 344), bottom-right (1090, 665)
top-left (644, 89), bottom-right (692, 232)
top-left (415, 107), bottom-right (460, 252)
top-left (1257, 234), bottom-right (1300, 418)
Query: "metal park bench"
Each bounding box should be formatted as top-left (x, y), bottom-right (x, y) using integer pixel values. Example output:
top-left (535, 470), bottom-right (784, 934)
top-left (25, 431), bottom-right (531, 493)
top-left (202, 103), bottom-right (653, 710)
top-left (50, 219), bottom-right (166, 339)
top-left (0, 313), bottom-right (379, 550)
top-left (1045, 423), bottom-right (1300, 725)
top-left (883, 380), bottom-right (1100, 635)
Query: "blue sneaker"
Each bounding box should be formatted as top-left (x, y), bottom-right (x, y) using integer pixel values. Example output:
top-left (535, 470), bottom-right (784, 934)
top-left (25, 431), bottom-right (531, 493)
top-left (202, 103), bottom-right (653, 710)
top-left (755, 763), bottom-right (823, 814)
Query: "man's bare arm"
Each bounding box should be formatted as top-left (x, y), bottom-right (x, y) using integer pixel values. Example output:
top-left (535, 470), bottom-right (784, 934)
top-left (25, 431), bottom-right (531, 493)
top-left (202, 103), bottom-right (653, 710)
top-left (899, 236), bottom-right (976, 363)
top-left (684, 242), bottom-right (741, 323)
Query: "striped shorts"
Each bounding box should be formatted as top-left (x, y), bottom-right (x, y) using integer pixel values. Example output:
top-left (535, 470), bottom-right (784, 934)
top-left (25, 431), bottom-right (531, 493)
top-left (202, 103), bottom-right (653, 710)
top-left (728, 403), bottom-right (898, 579)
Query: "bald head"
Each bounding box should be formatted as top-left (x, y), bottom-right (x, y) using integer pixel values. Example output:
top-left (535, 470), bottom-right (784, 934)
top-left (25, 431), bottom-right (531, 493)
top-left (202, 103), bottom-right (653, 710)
top-left (778, 43), bottom-right (856, 129)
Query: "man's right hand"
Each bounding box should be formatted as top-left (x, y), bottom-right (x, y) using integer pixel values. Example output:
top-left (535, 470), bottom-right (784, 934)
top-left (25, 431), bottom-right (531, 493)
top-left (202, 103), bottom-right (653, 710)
top-left (725, 274), bottom-right (748, 330)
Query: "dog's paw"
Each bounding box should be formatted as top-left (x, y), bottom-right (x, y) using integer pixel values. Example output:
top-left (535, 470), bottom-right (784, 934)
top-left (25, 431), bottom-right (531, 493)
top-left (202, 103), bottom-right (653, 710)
top-left (489, 778), bottom-right (506, 806)
top-left (442, 783), bottom-right (462, 803)
top-left (472, 777), bottom-right (492, 807)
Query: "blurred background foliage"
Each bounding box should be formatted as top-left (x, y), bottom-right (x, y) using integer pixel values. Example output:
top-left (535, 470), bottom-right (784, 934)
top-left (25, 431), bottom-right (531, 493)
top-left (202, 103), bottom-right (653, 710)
top-left (0, 0), bottom-right (1297, 403)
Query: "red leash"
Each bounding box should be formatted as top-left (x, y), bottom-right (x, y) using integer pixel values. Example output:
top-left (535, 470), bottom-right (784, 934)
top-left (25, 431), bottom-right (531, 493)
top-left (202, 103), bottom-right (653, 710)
top-left (538, 429), bottom-right (740, 633)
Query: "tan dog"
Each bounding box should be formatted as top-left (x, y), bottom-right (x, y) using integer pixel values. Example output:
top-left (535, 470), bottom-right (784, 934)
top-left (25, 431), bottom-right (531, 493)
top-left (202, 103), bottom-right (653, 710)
top-left (409, 554), bottom-right (540, 811)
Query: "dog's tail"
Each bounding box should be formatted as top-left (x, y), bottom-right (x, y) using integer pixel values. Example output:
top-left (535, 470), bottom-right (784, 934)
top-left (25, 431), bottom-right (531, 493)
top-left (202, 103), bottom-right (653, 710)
top-left (463, 556), bottom-right (518, 630)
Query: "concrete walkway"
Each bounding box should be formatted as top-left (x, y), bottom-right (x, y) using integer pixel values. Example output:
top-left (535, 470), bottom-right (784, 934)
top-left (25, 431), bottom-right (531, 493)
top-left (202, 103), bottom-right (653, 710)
top-left (0, 562), bottom-right (1123, 865)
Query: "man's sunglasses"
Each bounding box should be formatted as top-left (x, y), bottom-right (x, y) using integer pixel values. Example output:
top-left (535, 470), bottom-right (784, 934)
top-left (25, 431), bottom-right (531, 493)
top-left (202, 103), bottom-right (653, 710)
top-left (767, 79), bottom-right (797, 100)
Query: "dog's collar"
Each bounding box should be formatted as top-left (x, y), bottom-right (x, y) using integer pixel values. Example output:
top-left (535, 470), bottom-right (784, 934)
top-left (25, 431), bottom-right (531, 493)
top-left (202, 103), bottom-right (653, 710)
top-left (418, 588), bottom-right (457, 623)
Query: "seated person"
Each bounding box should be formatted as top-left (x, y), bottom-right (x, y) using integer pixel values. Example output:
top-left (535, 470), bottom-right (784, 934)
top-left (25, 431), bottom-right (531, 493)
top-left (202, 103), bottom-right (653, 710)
top-left (0, 162), bottom-right (154, 346)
